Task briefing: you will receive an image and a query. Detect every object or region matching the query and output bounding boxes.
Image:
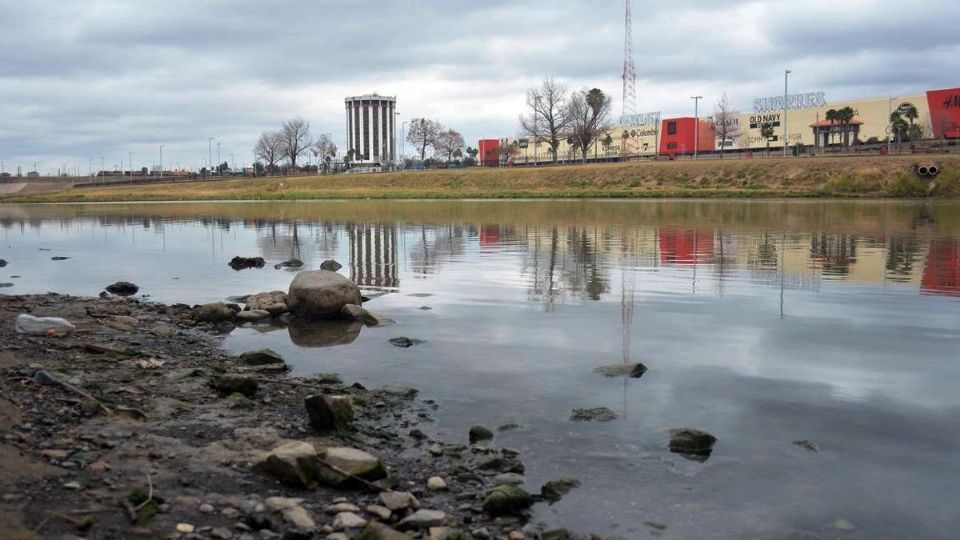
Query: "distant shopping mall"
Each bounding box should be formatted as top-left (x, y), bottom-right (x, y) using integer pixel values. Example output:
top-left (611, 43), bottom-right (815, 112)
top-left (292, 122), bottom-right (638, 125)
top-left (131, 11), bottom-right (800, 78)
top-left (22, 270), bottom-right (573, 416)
top-left (480, 86), bottom-right (960, 166)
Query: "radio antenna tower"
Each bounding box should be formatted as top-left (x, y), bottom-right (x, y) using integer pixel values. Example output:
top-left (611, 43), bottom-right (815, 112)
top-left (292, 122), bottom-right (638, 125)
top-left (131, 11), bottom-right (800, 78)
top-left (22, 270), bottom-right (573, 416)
top-left (621, 0), bottom-right (637, 121)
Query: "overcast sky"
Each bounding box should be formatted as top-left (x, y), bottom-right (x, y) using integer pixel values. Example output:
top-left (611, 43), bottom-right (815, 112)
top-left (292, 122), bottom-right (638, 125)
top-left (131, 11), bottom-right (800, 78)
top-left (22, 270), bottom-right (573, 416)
top-left (2, 0), bottom-right (958, 174)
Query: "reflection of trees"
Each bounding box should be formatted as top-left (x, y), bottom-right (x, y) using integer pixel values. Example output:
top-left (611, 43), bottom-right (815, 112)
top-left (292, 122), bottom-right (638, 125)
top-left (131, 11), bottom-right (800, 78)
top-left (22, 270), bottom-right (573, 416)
top-left (406, 224), bottom-right (469, 276)
top-left (811, 233), bottom-right (857, 276)
top-left (255, 222), bottom-right (340, 263)
top-left (522, 225), bottom-right (612, 310)
top-left (886, 236), bottom-right (920, 282)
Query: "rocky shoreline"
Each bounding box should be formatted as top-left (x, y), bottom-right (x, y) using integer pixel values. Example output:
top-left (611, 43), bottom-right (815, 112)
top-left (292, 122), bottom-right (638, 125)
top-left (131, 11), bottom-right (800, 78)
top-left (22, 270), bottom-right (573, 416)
top-left (0, 292), bottom-right (585, 540)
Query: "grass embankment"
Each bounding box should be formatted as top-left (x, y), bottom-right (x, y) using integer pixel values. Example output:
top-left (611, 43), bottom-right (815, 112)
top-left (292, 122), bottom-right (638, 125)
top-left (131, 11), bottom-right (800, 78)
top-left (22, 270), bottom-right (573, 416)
top-left (11, 155), bottom-right (960, 203)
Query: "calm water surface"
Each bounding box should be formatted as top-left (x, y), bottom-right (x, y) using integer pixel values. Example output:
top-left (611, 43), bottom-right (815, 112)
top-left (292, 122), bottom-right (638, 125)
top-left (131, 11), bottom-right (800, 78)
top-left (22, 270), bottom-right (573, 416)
top-left (2, 200), bottom-right (959, 539)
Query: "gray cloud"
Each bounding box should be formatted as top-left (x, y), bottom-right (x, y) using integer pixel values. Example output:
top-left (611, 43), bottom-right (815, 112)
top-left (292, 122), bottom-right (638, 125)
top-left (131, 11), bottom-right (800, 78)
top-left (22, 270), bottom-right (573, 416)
top-left (0, 0), bottom-right (957, 174)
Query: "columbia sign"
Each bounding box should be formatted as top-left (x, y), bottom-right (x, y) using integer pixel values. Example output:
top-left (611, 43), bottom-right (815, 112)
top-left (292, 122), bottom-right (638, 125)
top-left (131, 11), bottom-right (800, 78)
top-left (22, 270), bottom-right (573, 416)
top-left (753, 92), bottom-right (826, 113)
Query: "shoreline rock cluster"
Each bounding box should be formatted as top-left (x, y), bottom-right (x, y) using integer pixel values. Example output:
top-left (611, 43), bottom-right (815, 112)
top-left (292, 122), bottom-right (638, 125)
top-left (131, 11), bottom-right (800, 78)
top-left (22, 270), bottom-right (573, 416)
top-left (0, 291), bottom-right (584, 540)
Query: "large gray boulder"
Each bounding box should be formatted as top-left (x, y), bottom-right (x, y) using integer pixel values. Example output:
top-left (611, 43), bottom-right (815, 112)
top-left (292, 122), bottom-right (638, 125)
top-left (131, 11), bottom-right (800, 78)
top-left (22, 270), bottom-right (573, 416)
top-left (287, 271), bottom-right (362, 319)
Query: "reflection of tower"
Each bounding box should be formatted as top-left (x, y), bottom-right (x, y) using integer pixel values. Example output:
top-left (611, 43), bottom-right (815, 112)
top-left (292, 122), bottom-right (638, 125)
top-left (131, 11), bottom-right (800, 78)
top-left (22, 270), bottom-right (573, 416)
top-left (348, 223), bottom-right (399, 288)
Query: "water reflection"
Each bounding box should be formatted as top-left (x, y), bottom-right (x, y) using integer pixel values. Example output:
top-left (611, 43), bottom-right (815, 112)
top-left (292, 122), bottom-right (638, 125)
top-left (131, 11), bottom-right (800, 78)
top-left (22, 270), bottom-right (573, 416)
top-left (3, 200), bottom-right (960, 538)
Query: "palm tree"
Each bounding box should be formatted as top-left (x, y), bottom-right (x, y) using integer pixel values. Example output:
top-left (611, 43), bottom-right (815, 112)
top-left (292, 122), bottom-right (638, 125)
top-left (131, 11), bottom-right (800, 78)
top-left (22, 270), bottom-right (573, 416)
top-left (824, 109), bottom-right (838, 146)
top-left (760, 123), bottom-right (775, 157)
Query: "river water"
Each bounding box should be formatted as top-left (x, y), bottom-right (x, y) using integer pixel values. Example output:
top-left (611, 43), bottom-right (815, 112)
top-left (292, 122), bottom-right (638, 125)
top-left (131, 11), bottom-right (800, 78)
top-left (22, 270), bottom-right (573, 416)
top-left (2, 200), bottom-right (959, 539)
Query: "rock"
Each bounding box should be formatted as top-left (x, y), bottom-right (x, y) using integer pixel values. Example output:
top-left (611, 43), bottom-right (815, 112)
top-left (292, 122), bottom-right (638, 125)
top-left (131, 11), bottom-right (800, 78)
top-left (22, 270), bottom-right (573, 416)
top-left (252, 441), bottom-right (317, 488)
top-left (192, 303), bottom-right (238, 323)
top-left (426, 476), bottom-right (447, 491)
top-left (593, 362), bottom-right (648, 379)
top-left (540, 478), bottom-right (581, 503)
top-left (287, 271), bottom-right (362, 319)
top-left (0, 283), bottom-right (12, 288)
top-left (570, 407), bottom-right (617, 422)
top-left (177, 523), bottom-right (195, 533)
top-left (507, 532), bottom-right (524, 540)
top-left (477, 456), bottom-right (524, 474)
top-left (235, 310), bottom-right (272, 323)
top-left (333, 512), bottom-right (367, 530)
top-left (468, 425), bottom-right (494, 444)
top-left (356, 522), bottom-right (411, 540)
top-left (0, 259), bottom-right (6, 267)
top-left (228, 256), bottom-right (266, 270)
top-left (32, 370), bottom-right (59, 386)
top-left (497, 423), bottom-right (522, 432)
top-left (388, 337), bottom-right (425, 348)
top-left (317, 447), bottom-right (388, 486)
top-left (246, 291), bottom-right (289, 316)
top-left (493, 473), bottom-right (525, 486)
top-left (378, 491), bottom-right (420, 512)
top-left (793, 440), bottom-right (820, 452)
top-left (211, 527), bottom-right (233, 539)
top-left (199, 503), bottom-right (215, 513)
top-left (51, 256), bottom-right (70, 261)
top-left (239, 348), bottom-right (285, 366)
top-left (482, 485), bottom-right (534, 516)
top-left (305, 395), bottom-right (354, 433)
top-left (211, 374), bottom-right (258, 398)
top-left (341, 304), bottom-right (380, 326)
top-left (542, 529), bottom-right (571, 540)
top-left (320, 259), bottom-right (343, 272)
top-left (105, 281), bottom-right (139, 296)
top-left (325, 503), bottom-right (361, 514)
top-left (364, 505), bottom-right (392, 521)
top-left (397, 510), bottom-right (446, 530)
top-left (274, 258), bottom-right (304, 270)
top-left (15, 314), bottom-right (75, 335)
top-left (832, 519), bottom-right (856, 531)
top-left (668, 428), bottom-right (718, 458)
top-left (264, 497), bottom-right (315, 530)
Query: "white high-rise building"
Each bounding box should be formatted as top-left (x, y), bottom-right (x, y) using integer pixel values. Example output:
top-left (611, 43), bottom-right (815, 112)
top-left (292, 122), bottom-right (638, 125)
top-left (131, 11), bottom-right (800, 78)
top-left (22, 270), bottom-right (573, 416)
top-left (345, 94), bottom-right (396, 165)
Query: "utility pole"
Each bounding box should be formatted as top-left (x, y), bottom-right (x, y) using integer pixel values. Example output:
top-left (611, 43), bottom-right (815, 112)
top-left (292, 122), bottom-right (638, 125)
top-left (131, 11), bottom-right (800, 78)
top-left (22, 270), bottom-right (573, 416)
top-left (691, 96), bottom-right (702, 159)
top-left (208, 138), bottom-right (214, 177)
top-left (129, 152), bottom-right (133, 177)
top-left (159, 145), bottom-right (164, 179)
top-left (100, 155), bottom-right (104, 181)
top-left (217, 142), bottom-right (221, 175)
top-left (783, 69), bottom-right (791, 157)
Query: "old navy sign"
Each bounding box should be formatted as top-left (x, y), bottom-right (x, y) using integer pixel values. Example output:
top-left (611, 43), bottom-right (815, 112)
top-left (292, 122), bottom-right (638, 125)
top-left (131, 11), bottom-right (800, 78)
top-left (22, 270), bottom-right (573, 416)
top-left (753, 92), bottom-right (826, 113)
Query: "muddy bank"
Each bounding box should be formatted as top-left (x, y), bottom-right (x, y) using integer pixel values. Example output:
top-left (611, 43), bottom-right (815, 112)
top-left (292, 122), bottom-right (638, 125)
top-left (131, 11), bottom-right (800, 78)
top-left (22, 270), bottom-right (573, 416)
top-left (0, 293), bottom-right (582, 540)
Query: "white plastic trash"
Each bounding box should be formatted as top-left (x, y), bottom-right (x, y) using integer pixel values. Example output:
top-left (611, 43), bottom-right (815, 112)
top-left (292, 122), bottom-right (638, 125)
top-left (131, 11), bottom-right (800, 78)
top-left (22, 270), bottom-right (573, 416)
top-left (15, 314), bottom-right (76, 335)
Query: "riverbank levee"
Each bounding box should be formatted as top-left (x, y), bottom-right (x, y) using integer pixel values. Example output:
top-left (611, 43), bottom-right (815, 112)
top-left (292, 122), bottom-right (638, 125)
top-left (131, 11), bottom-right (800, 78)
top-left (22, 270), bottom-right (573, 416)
top-left (8, 155), bottom-right (960, 202)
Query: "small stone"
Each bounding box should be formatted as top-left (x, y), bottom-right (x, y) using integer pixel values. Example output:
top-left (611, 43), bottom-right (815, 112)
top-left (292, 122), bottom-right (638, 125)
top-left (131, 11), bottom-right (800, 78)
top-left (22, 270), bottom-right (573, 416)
top-left (388, 337), bottom-right (424, 348)
top-left (429, 527), bottom-right (456, 540)
top-left (341, 304), bottom-right (381, 326)
top-left (62, 481), bottom-right (81, 490)
top-left (192, 302), bottom-right (238, 323)
top-left (540, 478), bottom-right (581, 503)
top-left (482, 485), bottom-right (534, 516)
top-left (378, 491), bottom-right (420, 512)
top-left (333, 512), bottom-right (367, 530)
top-left (199, 503), bottom-right (215, 513)
top-left (508, 531), bottom-right (524, 540)
top-left (211, 527), bottom-right (233, 539)
top-left (251, 441), bottom-right (317, 488)
top-left (305, 394), bottom-right (354, 432)
top-left (793, 440), bottom-right (820, 452)
top-left (320, 259), bottom-right (343, 271)
top-left (228, 256), bottom-right (265, 270)
top-left (668, 428), bottom-right (718, 457)
top-left (245, 291), bottom-right (289, 316)
top-left (325, 503), bottom-right (361, 514)
top-left (274, 258), bottom-right (304, 270)
top-left (397, 509), bottom-right (446, 530)
top-left (364, 504), bottom-right (391, 521)
top-left (317, 447), bottom-right (388, 486)
top-left (355, 522), bottom-right (410, 540)
top-left (570, 407), bottom-right (617, 422)
top-left (263, 497), bottom-right (315, 530)
top-left (235, 310), bottom-right (272, 323)
top-left (426, 476), bottom-right (447, 491)
top-left (468, 425), bottom-right (494, 444)
top-left (542, 529), bottom-right (571, 540)
top-left (238, 348), bottom-right (285, 366)
top-left (493, 473), bottom-right (525, 486)
top-left (105, 281), bottom-right (139, 296)
top-left (176, 523), bottom-right (195, 533)
top-left (833, 519), bottom-right (856, 531)
top-left (326, 534), bottom-right (350, 540)
top-left (593, 362), bottom-right (648, 378)
top-left (211, 374), bottom-right (258, 398)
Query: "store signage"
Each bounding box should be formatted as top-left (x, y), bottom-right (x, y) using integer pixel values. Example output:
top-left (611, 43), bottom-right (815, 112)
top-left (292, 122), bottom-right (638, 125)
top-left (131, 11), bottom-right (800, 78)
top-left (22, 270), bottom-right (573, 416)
top-left (621, 112), bottom-right (661, 126)
top-left (753, 92), bottom-right (826, 113)
top-left (748, 113), bottom-right (782, 129)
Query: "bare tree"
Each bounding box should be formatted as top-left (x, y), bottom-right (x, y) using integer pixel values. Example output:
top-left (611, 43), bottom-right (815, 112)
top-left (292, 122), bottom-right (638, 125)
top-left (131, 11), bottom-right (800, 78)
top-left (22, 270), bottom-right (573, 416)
top-left (567, 88), bottom-right (612, 163)
top-left (713, 93), bottom-right (741, 159)
top-left (519, 77), bottom-right (571, 164)
top-left (313, 133), bottom-right (338, 173)
top-left (435, 129), bottom-right (465, 163)
top-left (406, 118), bottom-right (442, 162)
top-left (254, 131), bottom-right (284, 175)
top-left (279, 118), bottom-right (313, 169)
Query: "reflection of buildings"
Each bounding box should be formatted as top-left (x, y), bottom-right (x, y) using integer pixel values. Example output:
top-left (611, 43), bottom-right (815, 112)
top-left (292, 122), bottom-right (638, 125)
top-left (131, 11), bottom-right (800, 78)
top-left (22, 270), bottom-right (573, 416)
top-left (658, 228), bottom-right (714, 265)
top-left (348, 223), bottom-right (398, 288)
top-left (922, 239), bottom-right (960, 297)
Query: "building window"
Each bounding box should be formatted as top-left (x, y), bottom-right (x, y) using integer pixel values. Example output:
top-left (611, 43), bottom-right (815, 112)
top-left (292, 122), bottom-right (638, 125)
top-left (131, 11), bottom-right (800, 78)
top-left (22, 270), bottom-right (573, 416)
top-left (667, 122), bottom-right (677, 135)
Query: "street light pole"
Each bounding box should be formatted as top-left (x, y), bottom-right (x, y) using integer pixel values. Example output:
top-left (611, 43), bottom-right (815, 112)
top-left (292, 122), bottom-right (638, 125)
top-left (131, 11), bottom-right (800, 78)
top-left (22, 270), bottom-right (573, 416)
top-left (691, 96), bottom-right (702, 159)
top-left (129, 152), bottom-right (132, 178)
top-left (208, 138), bottom-right (214, 177)
top-left (216, 142), bottom-right (221, 175)
top-left (783, 69), bottom-right (791, 157)
top-left (159, 145), bottom-right (164, 179)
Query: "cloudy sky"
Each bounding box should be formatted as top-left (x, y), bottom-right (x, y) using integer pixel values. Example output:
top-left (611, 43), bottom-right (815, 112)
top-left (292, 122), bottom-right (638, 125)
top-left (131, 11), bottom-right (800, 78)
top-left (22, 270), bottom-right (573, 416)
top-left (2, 0), bottom-right (958, 174)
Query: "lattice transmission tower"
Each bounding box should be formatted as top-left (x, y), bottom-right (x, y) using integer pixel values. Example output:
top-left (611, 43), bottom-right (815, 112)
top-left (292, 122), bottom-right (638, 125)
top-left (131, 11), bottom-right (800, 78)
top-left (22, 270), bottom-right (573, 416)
top-left (621, 0), bottom-right (637, 121)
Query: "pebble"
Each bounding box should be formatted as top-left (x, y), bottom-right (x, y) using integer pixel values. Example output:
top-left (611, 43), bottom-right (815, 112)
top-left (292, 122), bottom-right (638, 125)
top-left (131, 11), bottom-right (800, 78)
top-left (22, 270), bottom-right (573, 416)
top-left (176, 523), bottom-right (195, 533)
top-left (199, 503), bottom-right (215, 513)
top-left (211, 527), bottom-right (233, 539)
top-left (508, 531), bottom-right (524, 540)
top-left (427, 476), bottom-right (448, 491)
top-left (365, 504), bottom-right (392, 520)
top-left (324, 502), bottom-right (361, 514)
top-left (833, 519), bottom-right (856, 531)
top-left (62, 481), bottom-right (81, 490)
top-left (332, 511), bottom-right (367, 530)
